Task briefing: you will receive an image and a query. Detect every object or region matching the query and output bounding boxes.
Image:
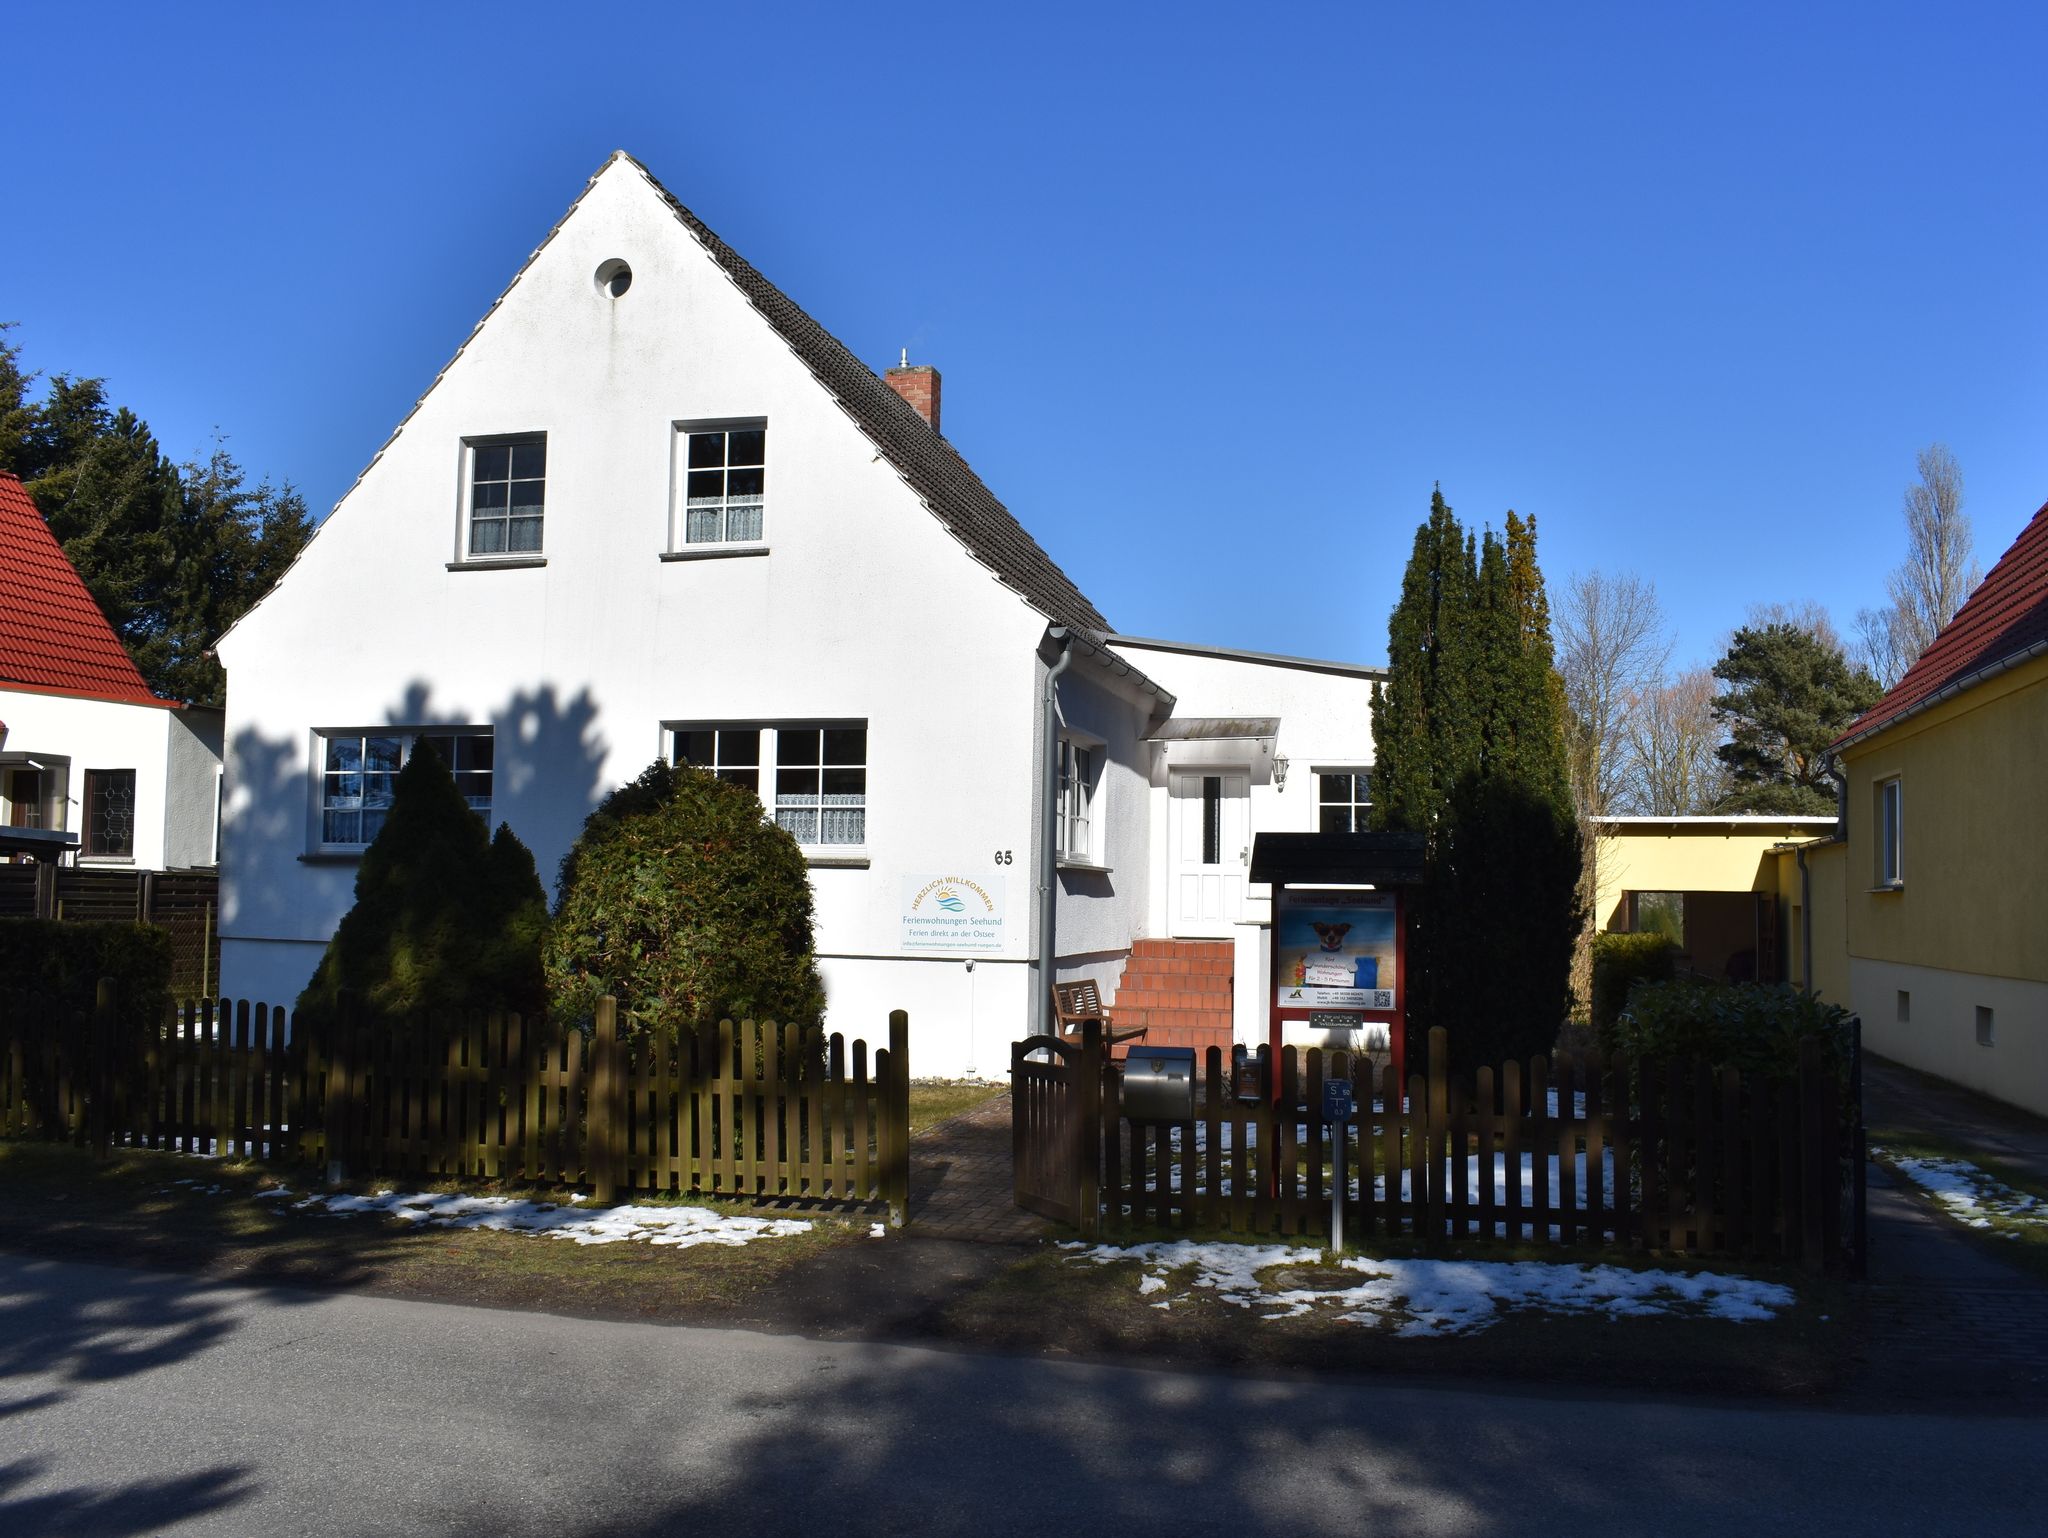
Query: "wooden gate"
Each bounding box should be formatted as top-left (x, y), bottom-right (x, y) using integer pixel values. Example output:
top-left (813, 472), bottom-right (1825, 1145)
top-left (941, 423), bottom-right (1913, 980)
top-left (1010, 1025), bottom-right (1102, 1235)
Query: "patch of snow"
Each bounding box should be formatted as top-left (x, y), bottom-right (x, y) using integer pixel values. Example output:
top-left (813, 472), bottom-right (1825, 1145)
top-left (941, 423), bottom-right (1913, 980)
top-left (868, 1223), bottom-right (886, 1239)
top-left (1876, 1147), bottom-right (2048, 1235)
top-left (287, 1189), bottom-right (813, 1248)
top-left (1067, 1239), bottom-right (1796, 1337)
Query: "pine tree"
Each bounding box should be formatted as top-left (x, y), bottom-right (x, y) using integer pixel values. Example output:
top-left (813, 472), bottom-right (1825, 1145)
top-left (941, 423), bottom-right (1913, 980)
top-left (0, 326), bottom-right (311, 705)
top-left (1711, 624), bottom-right (1881, 813)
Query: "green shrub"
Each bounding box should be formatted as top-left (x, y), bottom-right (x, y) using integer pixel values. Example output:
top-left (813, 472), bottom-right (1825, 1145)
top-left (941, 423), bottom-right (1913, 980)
top-left (547, 761), bottom-right (825, 1039)
top-left (1613, 978), bottom-right (1852, 1082)
top-left (297, 740), bottom-right (548, 1030)
top-left (0, 917), bottom-right (172, 1037)
top-left (1590, 931), bottom-right (1677, 1048)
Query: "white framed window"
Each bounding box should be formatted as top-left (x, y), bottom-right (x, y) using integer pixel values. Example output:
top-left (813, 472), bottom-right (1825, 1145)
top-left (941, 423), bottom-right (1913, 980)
top-left (83, 769), bottom-right (136, 859)
top-left (463, 434), bottom-right (546, 557)
top-left (317, 729), bottom-right (493, 849)
top-left (1875, 776), bottom-right (1902, 887)
top-left (1316, 769), bottom-right (1372, 833)
top-left (675, 422), bottom-right (766, 548)
top-left (1058, 738), bottom-right (1096, 861)
top-left (669, 721), bottom-right (865, 848)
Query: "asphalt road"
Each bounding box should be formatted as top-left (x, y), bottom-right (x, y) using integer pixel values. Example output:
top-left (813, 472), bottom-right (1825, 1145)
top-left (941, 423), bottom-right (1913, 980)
top-left (0, 1251), bottom-right (2037, 1538)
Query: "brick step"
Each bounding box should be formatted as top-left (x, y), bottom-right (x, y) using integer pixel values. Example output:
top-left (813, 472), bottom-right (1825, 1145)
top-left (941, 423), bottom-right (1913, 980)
top-left (1111, 1005), bottom-right (1233, 1034)
top-left (1113, 986), bottom-right (1232, 1013)
top-left (1113, 1019), bottom-right (1235, 1058)
top-left (1129, 938), bottom-right (1234, 961)
top-left (1119, 956), bottom-right (1233, 979)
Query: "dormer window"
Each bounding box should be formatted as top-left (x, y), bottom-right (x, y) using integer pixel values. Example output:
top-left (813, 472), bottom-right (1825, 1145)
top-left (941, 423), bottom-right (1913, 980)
top-left (465, 435), bottom-right (546, 557)
top-left (676, 423), bottom-right (765, 548)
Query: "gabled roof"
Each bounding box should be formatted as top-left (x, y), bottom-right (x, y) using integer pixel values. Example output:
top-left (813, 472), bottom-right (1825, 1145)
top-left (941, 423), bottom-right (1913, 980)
top-left (0, 470), bottom-right (163, 706)
top-left (224, 151), bottom-right (1114, 653)
top-left (1833, 499), bottom-right (2048, 752)
top-left (626, 154), bottom-right (1110, 638)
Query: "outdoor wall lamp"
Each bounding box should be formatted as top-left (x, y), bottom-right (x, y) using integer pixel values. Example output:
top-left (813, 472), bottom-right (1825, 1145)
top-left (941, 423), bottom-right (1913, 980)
top-left (1273, 754), bottom-right (1290, 792)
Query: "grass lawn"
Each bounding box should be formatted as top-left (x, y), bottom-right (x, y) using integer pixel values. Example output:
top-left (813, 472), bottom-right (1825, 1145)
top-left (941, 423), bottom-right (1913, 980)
top-left (907, 1079), bottom-right (1006, 1137)
top-left (0, 1139), bottom-right (853, 1319)
top-left (1867, 1133), bottom-right (2048, 1283)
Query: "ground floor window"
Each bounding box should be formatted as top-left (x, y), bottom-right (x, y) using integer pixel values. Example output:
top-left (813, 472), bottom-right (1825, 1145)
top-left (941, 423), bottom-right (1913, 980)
top-left (84, 768), bottom-right (136, 858)
top-left (1059, 738), bottom-right (1096, 861)
top-left (318, 729), bottom-right (493, 848)
top-left (1316, 769), bottom-right (1371, 833)
top-left (670, 721), bottom-right (867, 847)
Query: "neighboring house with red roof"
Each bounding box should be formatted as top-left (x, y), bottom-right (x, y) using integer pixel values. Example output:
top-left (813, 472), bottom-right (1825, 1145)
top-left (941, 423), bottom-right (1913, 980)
top-left (0, 469), bottom-right (224, 868)
top-left (1789, 497), bottom-right (2048, 1116)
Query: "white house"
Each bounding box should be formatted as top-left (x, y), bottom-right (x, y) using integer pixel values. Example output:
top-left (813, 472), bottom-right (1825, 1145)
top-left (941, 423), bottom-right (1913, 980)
top-left (0, 470), bottom-right (224, 871)
top-left (215, 152), bottom-right (1377, 1074)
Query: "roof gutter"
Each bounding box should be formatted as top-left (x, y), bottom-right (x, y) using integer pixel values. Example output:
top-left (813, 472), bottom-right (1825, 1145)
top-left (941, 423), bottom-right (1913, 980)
top-left (1034, 629), bottom-right (1075, 1040)
top-left (1829, 636), bottom-right (2048, 758)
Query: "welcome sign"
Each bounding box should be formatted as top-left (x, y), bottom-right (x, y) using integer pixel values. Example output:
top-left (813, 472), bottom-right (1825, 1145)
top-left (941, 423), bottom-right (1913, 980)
top-left (900, 874), bottom-right (1006, 954)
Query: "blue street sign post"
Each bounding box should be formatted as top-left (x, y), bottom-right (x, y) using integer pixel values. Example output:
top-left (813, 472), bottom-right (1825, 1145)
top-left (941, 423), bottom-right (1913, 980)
top-left (1323, 1077), bottom-right (1355, 1255)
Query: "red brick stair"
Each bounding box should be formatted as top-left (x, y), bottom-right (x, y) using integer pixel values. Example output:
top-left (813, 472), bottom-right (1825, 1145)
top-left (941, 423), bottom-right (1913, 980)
top-left (1108, 938), bottom-right (1234, 1058)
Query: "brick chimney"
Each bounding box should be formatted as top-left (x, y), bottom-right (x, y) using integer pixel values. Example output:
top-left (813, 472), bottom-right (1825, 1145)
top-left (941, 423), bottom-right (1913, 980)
top-left (884, 352), bottom-right (941, 435)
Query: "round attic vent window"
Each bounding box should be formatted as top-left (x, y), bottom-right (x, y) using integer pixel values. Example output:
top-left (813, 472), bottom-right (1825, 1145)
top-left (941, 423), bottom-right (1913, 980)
top-left (595, 259), bottom-right (633, 299)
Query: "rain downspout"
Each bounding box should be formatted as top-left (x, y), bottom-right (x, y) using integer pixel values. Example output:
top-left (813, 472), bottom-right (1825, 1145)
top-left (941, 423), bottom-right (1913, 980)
top-left (1034, 627), bottom-right (1073, 1039)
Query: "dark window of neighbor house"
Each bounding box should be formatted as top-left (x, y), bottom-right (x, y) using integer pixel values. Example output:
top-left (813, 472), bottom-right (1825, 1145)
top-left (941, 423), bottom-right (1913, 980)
top-left (1317, 770), bottom-right (1371, 833)
top-left (468, 435), bottom-right (546, 556)
top-left (84, 769), bottom-right (135, 858)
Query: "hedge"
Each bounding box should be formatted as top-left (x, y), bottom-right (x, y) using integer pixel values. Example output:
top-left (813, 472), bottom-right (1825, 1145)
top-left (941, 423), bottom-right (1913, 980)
top-left (1590, 931), bottom-right (1677, 1049)
top-left (1613, 978), bottom-right (1853, 1084)
top-left (0, 917), bottom-right (173, 1038)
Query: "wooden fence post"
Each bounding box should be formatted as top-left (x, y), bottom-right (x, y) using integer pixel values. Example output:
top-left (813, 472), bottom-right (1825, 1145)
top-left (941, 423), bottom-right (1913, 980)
top-left (1425, 1026), bottom-right (1448, 1244)
top-left (592, 997), bottom-right (620, 1204)
top-left (1077, 1019), bottom-right (1103, 1240)
top-left (91, 976), bottom-right (116, 1161)
top-left (886, 1009), bottom-right (911, 1227)
top-left (324, 993), bottom-right (354, 1183)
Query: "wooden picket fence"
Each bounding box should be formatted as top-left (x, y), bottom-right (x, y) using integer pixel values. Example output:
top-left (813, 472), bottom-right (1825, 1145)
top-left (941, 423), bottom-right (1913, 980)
top-left (0, 987), bottom-right (911, 1221)
top-left (1021, 1022), bottom-right (1864, 1273)
top-left (0, 865), bottom-right (221, 996)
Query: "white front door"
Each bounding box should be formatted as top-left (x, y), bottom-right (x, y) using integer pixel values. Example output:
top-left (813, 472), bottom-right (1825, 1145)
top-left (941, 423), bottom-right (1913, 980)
top-left (1169, 770), bottom-right (1249, 937)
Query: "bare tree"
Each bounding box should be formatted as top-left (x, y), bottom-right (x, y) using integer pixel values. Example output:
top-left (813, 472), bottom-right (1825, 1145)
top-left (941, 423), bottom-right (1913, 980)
top-left (1857, 443), bottom-right (1980, 686)
top-left (1556, 571), bottom-right (1671, 820)
top-left (1621, 668), bottom-right (1729, 814)
top-left (1745, 599), bottom-right (1848, 660)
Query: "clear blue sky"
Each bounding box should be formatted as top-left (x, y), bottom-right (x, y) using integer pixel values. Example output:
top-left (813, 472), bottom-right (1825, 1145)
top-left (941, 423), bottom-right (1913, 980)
top-left (7, 3), bottom-right (2046, 675)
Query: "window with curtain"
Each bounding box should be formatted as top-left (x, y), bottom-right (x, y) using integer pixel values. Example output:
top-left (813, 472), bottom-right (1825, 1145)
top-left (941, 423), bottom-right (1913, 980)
top-left (466, 435), bottom-right (546, 556)
top-left (679, 423), bottom-right (766, 546)
top-left (671, 721), bottom-right (866, 848)
top-left (318, 729), bottom-right (493, 847)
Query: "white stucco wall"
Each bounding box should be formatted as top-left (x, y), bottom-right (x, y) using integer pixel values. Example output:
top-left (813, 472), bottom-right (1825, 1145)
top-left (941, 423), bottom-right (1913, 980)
top-left (216, 157), bottom-right (1063, 1075)
top-left (0, 687), bottom-right (189, 868)
top-left (164, 707), bottom-right (224, 867)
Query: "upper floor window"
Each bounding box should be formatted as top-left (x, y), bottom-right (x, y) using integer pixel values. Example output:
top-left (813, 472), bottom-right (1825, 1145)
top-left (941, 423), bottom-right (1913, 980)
top-left (1876, 776), bottom-right (1903, 887)
top-left (319, 729), bottom-right (493, 848)
top-left (1316, 769), bottom-right (1371, 833)
top-left (84, 769), bottom-right (135, 859)
top-left (670, 720), bottom-right (865, 848)
top-left (466, 435), bottom-right (546, 557)
top-left (678, 424), bottom-right (766, 547)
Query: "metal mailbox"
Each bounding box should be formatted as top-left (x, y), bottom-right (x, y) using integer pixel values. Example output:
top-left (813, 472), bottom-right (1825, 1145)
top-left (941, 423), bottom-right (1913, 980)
top-left (1121, 1045), bottom-right (1197, 1122)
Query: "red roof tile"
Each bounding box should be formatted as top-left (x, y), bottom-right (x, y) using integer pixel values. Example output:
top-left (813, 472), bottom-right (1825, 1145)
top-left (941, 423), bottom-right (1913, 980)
top-left (1834, 499), bottom-right (2048, 749)
top-left (0, 469), bottom-right (163, 705)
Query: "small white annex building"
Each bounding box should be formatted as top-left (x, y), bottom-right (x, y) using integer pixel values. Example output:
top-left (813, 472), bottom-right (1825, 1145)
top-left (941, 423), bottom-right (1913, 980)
top-left (215, 153), bottom-right (1378, 1074)
top-left (0, 470), bottom-right (224, 871)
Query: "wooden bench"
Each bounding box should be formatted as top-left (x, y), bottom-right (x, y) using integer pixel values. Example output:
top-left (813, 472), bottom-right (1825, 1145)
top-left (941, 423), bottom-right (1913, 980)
top-left (1053, 979), bottom-right (1147, 1047)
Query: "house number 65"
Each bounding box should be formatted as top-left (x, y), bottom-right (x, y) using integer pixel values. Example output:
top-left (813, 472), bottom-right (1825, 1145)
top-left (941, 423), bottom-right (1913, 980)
top-left (994, 850), bottom-right (1014, 865)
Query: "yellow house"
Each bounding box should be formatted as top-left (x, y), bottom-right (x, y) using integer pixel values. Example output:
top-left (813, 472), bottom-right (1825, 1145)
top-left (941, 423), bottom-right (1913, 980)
top-left (1801, 499), bottom-right (2048, 1116)
top-left (1592, 815), bottom-right (1837, 985)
